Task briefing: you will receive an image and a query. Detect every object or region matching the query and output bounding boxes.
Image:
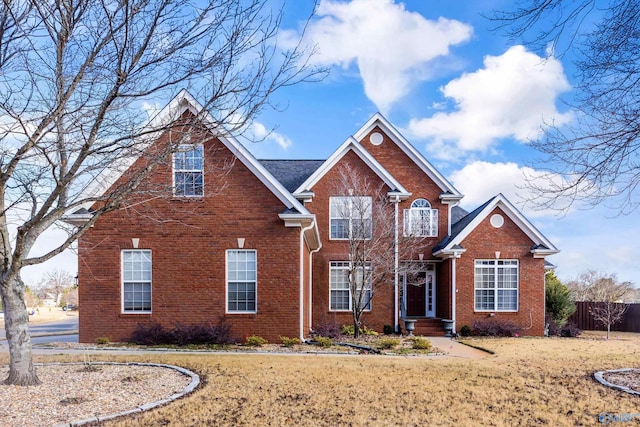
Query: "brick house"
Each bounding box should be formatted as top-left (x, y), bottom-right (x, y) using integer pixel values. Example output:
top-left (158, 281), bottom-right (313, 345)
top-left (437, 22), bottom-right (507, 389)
top-left (68, 91), bottom-right (559, 343)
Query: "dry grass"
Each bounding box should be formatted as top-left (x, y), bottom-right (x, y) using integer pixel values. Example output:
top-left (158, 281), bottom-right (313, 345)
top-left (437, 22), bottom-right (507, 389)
top-left (6, 332), bottom-right (640, 426)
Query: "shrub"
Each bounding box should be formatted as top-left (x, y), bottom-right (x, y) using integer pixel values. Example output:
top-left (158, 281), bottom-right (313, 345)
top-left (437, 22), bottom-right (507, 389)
top-left (341, 324), bottom-right (378, 336)
top-left (459, 325), bottom-right (472, 337)
top-left (376, 337), bottom-right (400, 350)
top-left (560, 322), bottom-right (582, 338)
top-left (313, 315), bottom-right (341, 339)
top-left (411, 337), bottom-right (432, 351)
top-left (315, 336), bottom-right (333, 348)
top-left (383, 325), bottom-right (394, 335)
top-left (95, 337), bottom-right (110, 345)
top-left (280, 336), bottom-right (301, 347)
top-left (129, 320), bottom-right (236, 346)
top-left (545, 272), bottom-right (575, 326)
top-left (472, 318), bottom-right (521, 337)
top-left (245, 335), bottom-right (267, 346)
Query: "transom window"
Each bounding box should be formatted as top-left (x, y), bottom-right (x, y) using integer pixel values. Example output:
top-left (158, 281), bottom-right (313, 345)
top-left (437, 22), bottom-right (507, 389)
top-left (174, 144), bottom-right (204, 196)
top-left (329, 261), bottom-right (372, 311)
top-left (474, 260), bottom-right (519, 311)
top-left (404, 198), bottom-right (438, 237)
top-left (122, 250), bottom-right (152, 313)
top-left (227, 250), bottom-right (257, 313)
top-left (329, 196), bottom-right (372, 240)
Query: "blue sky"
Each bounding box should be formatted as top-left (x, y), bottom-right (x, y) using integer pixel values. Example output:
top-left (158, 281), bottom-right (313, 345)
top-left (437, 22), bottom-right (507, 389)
top-left (23, 0), bottom-right (638, 286)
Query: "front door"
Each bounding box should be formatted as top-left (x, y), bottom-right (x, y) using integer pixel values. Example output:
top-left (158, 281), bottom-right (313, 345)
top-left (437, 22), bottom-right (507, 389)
top-left (405, 271), bottom-right (436, 317)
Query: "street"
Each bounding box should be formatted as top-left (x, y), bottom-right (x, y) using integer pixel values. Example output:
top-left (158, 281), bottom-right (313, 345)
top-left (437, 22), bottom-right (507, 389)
top-left (0, 316), bottom-right (79, 347)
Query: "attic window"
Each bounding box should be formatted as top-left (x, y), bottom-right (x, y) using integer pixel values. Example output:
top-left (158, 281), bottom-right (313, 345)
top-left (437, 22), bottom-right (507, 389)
top-left (173, 144), bottom-right (204, 197)
top-left (369, 132), bottom-right (383, 146)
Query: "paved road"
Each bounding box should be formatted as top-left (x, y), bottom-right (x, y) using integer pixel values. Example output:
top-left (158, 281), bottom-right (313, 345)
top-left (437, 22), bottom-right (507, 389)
top-left (0, 316), bottom-right (78, 342)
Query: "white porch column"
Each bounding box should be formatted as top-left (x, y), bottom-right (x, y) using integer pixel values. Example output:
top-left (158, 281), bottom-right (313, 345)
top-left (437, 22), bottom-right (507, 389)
top-left (393, 195), bottom-right (400, 333)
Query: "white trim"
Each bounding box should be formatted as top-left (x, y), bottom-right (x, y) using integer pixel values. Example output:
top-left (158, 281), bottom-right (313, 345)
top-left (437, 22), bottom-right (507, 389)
top-left (78, 90), bottom-right (311, 216)
top-left (434, 194), bottom-right (559, 257)
top-left (172, 143), bottom-right (204, 197)
top-left (293, 137), bottom-right (409, 196)
top-left (225, 249), bottom-right (258, 314)
top-left (121, 249), bottom-right (152, 314)
top-left (353, 113), bottom-right (462, 197)
top-left (473, 259), bottom-right (519, 312)
top-left (328, 261), bottom-right (372, 312)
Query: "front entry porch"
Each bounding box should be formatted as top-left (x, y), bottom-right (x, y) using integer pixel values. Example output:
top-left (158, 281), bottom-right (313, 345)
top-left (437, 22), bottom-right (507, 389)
top-left (402, 268), bottom-right (436, 318)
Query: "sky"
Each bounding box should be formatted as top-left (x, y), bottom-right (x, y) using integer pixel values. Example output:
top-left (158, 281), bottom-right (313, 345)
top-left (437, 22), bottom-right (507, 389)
top-left (22, 0), bottom-right (639, 287)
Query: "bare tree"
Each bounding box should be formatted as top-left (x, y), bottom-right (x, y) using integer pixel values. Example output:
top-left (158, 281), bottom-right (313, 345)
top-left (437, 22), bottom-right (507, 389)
top-left (492, 1), bottom-right (640, 213)
top-left (566, 270), bottom-right (635, 339)
top-left (333, 165), bottom-right (425, 338)
top-left (37, 270), bottom-right (75, 304)
top-left (0, 0), bottom-right (322, 385)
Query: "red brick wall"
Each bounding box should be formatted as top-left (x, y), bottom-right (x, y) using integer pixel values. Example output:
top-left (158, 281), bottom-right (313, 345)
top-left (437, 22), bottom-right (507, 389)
top-left (454, 207), bottom-right (546, 336)
top-left (78, 125), bottom-right (304, 343)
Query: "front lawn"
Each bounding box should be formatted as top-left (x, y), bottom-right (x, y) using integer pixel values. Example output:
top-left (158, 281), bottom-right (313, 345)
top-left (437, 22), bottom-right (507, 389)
top-left (22, 332), bottom-right (640, 426)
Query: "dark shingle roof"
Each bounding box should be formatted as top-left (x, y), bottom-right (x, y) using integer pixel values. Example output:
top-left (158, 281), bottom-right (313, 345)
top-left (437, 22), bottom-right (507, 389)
top-left (433, 197), bottom-right (496, 253)
top-left (259, 160), bottom-right (325, 193)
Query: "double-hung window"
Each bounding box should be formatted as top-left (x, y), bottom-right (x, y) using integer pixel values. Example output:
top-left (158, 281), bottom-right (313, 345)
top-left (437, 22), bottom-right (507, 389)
top-left (329, 261), bottom-right (372, 311)
top-left (329, 196), bottom-right (372, 240)
top-left (122, 250), bottom-right (152, 313)
top-left (404, 198), bottom-right (438, 237)
top-left (474, 260), bottom-right (519, 311)
top-left (174, 144), bottom-right (204, 196)
top-left (227, 250), bottom-right (257, 313)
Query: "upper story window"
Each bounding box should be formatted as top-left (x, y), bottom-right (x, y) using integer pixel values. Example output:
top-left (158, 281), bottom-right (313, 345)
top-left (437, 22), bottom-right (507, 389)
top-left (122, 250), bottom-right (152, 313)
top-left (474, 260), bottom-right (519, 312)
top-left (173, 144), bottom-right (204, 197)
top-left (404, 198), bottom-right (438, 237)
top-left (330, 196), bottom-right (372, 240)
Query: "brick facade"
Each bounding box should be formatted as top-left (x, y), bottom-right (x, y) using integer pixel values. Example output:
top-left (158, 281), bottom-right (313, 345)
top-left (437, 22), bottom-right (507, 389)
top-left (76, 95), bottom-right (556, 342)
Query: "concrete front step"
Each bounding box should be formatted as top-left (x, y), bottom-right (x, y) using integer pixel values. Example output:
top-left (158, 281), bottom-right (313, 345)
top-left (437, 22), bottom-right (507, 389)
top-left (403, 318), bottom-right (448, 336)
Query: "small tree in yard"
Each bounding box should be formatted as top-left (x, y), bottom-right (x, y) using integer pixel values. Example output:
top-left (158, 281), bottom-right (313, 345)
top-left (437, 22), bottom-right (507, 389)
top-left (566, 270), bottom-right (635, 339)
top-left (545, 271), bottom-right (575, 327)
top-left (333, 165), bottom-right (425, 338)
top-left (0, 0), bottom-right (321, 385)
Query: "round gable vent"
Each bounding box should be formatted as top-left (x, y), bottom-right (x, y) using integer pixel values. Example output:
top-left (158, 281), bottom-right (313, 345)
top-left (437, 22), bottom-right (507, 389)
top-left (369, 132), bottom-right (383, 146)
top-left (490, 214), bottom-right (504, 228)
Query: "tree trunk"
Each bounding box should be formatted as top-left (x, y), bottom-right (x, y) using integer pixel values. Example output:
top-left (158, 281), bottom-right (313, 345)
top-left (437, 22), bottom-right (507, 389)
top-left (353, 317), bottom-right (360, 339)
top-left (1, 277), bottom-right (40, 386)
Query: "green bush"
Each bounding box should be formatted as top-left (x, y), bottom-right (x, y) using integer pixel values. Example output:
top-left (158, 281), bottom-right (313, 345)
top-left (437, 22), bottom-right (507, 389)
top-left (545, 271), bottom-right (575, 326)
top-left (376, 337), bottom-right (400, 350)
top-left (411, 337), bottom-right (432, 351)
top-left (279, 336), bottom-right (301, 347)
top-left (245, 335), bottom-right (267, 347)
top-left (459, 325), bottom-right (472, 337)
top-left (341, 324), bottom-right (379, 336)
top-left (315, 336), bottom-right (333, 348)
top-left (95, 337), bottom-right (110, 345)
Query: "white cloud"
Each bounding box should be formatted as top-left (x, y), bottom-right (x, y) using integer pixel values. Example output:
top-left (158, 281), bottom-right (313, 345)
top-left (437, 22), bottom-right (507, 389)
top-left (250, 122), bottom-right (292, 150)
top-left (450, 160), bottom-right (576, 217)
top-left (409, 45), bottom-right (573, 157)
top-left (281, 0), bottom-right (472, 112)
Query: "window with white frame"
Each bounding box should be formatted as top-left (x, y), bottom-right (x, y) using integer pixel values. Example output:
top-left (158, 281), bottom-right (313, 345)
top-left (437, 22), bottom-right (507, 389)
top-left (173, 144), bottom-right (204, 196)
top-left (227, 250), bottom-right (257, 313)
top-left (329, 196), bottom-right (372, 239)
top-left (329, 261), bottom-right (372, 311)
top-left (474, 260), bottom-right (519, 311)
top-left (122, 250), bottom-right (152, 313)
top-left (404, 198), bottom-right (438, 237)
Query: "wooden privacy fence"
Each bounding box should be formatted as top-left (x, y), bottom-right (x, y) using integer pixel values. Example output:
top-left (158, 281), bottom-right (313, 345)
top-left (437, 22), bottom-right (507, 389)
top-left (569, 301), bottom-right (640, 332)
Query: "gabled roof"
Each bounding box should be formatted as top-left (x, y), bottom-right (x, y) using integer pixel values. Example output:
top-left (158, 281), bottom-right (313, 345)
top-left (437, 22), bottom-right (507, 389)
top-left (433, 194), bottom-right (559, 258)
top-left (259, 160), bottom-right (324, 193)
top-left (81, 90), bottom-right (312, 216)
top-left (353, 113), bottom-right (462, 199)
top-left (293, 136), bottom-right (410, 198)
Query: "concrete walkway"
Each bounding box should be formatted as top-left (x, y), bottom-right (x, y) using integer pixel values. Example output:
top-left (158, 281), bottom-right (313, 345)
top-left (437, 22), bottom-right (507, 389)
top-left (428, 336), bottom-right (490, 359)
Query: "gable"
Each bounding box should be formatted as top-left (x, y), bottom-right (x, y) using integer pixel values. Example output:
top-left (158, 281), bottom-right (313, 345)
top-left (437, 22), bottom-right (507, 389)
top-left (353, 114), bottom-right (462, 200)
top-left (433, 194), bottom-right (559, 258)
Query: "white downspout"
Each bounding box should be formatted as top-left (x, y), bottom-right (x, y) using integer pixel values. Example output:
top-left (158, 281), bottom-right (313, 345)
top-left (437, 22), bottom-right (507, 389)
top-left (393, 195), bottom-right (400, 333)
top-left (300, 221), bottom-right (317, 341)
top-left (309, 243), bottom-right (321, 337)
top-left (451, 255), bottom-right (457, 333)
